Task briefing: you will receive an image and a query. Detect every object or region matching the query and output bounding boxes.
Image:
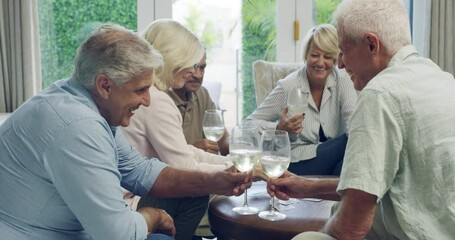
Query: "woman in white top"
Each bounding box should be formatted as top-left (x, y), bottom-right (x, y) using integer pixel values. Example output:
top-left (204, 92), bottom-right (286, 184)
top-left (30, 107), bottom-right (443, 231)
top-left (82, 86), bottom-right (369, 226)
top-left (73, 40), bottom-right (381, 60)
top-left (122, 19), bottom-right (231, 240)
top-left (245, 24), bottom-right (358, 176)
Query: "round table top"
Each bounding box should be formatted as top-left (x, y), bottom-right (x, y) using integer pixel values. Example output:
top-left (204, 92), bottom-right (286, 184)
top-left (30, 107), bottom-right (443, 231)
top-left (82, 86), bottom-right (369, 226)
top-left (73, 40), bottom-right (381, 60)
top-left (208, 181), bottom-right (336, 240)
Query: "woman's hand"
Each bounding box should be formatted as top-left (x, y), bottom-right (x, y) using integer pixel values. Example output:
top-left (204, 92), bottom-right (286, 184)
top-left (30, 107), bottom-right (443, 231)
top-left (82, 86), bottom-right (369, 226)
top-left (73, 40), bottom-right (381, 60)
top-left (276, 107), bottom-right (304, 134)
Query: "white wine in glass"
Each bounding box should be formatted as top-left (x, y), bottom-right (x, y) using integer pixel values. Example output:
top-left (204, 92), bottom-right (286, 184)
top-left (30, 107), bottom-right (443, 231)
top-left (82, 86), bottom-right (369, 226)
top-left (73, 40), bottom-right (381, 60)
top-left (230, 125), bottom-right (261, 215)
top-left (287, 87), bottom-right (309, 117)
top-left (258, 130), bottom-right (291, 221)
top-left (203, 110), bottom-right (225, 141)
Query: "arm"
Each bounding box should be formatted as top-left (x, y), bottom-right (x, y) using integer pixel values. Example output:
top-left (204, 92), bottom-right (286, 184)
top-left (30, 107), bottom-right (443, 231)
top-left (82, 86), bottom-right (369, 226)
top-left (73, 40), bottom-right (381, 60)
top-left (193, 129), bottom-right (230, 155)
top-left (267, 171), bottom-right (341, 201)
top-left (322, 89), bottom-right (400, 239)
top-left (126, 88), bottom-right (229, 172)
top-left (149, 166), bottom-right (252, 197)
top-left (137, 207), bottom-right (175, 237)
top-left (244, 80), bottom-right (288, 132)
top-left (45, 120), bottom-right (149, 240)
top-left (321, 189), bottom-right (377, 240)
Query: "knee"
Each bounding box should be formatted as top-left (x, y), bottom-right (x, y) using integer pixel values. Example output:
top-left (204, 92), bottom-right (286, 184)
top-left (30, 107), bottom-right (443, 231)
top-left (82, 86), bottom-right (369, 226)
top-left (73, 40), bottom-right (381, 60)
top-left (292, 231), bottom-right (336, 240)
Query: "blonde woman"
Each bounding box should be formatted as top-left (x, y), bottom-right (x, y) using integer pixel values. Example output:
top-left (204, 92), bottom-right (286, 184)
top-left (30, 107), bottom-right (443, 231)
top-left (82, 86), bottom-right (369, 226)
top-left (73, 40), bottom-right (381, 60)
top-left (245, 24), bottom-right (358, 176)
top-left (123, 19), bottom-right (231, 240)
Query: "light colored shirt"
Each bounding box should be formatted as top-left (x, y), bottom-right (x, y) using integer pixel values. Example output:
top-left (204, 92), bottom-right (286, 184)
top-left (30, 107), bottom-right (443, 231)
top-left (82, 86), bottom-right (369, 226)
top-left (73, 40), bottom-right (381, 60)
top-left (245, 66), bottom-right (357, 162)
top-left (167, 86), bottom-right (217, 145)
top-left (123, 86), bottom-right (230, 172)
top-left (338, 45), bottom-right (455, 239)
top-left (0, 78), bottom-right (167, 240)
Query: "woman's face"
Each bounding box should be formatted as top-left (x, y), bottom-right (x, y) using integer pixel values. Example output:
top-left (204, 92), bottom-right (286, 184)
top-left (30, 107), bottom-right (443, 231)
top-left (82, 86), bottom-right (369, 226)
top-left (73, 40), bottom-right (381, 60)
top-left (305, 42), bottom-right (336, 83)
top-left (172, 66), bottom-right (195, 89)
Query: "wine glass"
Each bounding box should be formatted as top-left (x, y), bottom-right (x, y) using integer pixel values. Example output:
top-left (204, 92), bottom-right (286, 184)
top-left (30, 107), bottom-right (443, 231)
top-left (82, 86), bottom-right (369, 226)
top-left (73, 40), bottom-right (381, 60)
top-left (287, 87), bottom-right (309, 117)
top-left (229, 125), bottom-right (261, 215)
top-left (286, 87), bottom-right (308, 141)
top-left (203, 110), bottom-right (225, 142)
top-left (258, 130), bottom-right (291, 221)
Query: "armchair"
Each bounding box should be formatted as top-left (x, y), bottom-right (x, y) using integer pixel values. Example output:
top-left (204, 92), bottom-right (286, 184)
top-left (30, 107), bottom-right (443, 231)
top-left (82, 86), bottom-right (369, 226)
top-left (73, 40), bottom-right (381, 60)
top-left (252, 60), bottom-right (302, 106)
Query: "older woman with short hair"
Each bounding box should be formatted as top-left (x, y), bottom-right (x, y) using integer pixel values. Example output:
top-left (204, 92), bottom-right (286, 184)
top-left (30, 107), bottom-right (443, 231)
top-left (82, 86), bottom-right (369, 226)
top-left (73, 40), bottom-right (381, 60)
top-left (122, 19), bottom-right (232, 240)
top-left (245, 24), bottom-right (357, 176)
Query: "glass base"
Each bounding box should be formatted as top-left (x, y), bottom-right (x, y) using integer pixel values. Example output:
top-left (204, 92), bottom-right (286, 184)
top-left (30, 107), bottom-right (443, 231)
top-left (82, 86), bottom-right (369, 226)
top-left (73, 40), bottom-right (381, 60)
top-left (258, 210), bottom-right (286, 221)
top-left (232, 206), bottom-right (259, 215)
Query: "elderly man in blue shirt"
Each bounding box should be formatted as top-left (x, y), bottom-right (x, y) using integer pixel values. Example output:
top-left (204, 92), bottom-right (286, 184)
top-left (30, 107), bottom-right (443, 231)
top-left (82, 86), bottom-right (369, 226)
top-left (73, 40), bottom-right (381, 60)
top-left (0, 24), bottom-right (251, 240)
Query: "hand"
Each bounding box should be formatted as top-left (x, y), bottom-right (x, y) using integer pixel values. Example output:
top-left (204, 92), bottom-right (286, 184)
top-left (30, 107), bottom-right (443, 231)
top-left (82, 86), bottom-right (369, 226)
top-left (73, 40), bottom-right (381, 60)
top-left (137, 207), bottom-right (175, 237)
top-left (266, 171), bottom-right (314, 200)
top-left (252, 163), bottom-right (268, 182)
top-left (226, 164), bottom-right (266, 182)
top-left (276, 107), bottom-right (304, 134)
top-left (211, 169), bottom-right (253, 196)
top-left (192, 139), bottom-right (220, 154)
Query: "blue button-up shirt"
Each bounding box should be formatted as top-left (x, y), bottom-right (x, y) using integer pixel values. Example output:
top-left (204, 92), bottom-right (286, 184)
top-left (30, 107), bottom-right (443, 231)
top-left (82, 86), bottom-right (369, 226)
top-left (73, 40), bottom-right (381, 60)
top-left (0, 78), bottom-right (167, 240)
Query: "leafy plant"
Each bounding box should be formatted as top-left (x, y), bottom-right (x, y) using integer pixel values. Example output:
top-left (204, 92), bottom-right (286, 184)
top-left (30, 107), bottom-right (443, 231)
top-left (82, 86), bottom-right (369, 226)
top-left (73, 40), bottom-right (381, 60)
top-left (241, 0), bottom-right (276, 120)
top-left (240, 0), bottom-right (340, 120)
top-left (38, 0), bottom-right (137, 88)
top-left (314, 0), bottom-right (342, 24)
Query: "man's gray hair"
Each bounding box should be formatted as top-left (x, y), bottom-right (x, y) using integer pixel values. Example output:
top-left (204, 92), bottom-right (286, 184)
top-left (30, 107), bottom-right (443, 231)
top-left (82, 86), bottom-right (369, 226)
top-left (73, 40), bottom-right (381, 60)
top-left (72, 24), bottom-right (163, 89)
top-left (332, 0), bottom-right (412, 55)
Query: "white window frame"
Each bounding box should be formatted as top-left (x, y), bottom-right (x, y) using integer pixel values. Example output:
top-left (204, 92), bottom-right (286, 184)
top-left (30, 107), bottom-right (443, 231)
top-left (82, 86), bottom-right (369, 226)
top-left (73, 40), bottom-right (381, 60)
top-left (137, 0), bottom-right (172, 33)
top-left (138, 0), bottom-right (429, 61)
top-left (137, 0), bottom-right (313, 63)
top-left (276, 0), bottom-right (313, 62)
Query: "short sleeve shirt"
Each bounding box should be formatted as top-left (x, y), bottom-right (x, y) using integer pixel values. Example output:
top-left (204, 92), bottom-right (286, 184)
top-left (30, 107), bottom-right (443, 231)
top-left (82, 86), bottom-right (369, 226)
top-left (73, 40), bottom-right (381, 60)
top-left (338, 45), bottom-right (455, 239)
top-left (168, 86), bottom-right (217, 144)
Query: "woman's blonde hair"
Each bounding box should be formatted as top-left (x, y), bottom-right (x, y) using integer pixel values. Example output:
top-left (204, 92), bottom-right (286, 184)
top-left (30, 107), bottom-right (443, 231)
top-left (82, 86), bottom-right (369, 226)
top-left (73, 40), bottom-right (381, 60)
top-left (141, 19), bottom-right (204, 91)
top-left (302, 24), bottom-right (340, 62)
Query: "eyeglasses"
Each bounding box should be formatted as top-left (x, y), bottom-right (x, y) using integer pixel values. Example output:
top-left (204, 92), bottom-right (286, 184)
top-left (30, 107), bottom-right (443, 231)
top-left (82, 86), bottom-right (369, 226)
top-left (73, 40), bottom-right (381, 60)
top-left (192, 64), bottom-right (206, 72)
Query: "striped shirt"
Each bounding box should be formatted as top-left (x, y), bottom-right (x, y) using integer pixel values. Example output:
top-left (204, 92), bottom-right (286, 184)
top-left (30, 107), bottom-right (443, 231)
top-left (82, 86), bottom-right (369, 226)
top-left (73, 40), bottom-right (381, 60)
top-left (245, 66), bottom-right (358, 162)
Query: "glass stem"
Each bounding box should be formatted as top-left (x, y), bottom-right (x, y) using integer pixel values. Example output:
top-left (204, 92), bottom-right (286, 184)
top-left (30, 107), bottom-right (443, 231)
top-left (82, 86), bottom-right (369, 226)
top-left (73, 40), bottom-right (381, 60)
top-left (270, 196), bottom-right (276, 213)
top-left (243, 189), bottom-right (249, 207)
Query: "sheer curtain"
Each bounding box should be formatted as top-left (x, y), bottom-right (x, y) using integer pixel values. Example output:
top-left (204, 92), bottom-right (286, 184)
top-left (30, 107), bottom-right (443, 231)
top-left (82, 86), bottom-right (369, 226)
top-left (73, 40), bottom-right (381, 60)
top-left (430, 0), bottom-right (455, 75)
top-left (0, 0), bottom-right (41, 113)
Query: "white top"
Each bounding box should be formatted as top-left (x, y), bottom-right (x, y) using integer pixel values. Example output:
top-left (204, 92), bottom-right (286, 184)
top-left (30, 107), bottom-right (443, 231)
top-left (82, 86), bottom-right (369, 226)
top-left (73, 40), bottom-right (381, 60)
top-left (245, 67), bottom-right (357, 162)
top-left (123, 86), bottom-right (231, 172)
top-left (338, 45), bottom-right (455, 239)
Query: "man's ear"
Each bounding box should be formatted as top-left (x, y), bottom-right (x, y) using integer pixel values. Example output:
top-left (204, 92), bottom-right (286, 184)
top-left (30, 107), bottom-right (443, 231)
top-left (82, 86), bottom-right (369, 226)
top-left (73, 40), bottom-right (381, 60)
top-left (94, 74), bottom-right (112, 99)
top-left (365, 33), bottom-right (380, 54)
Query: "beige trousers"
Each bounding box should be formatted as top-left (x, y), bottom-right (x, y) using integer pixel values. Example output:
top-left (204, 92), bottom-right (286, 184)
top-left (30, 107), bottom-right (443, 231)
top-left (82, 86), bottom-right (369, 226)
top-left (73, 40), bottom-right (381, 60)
top-left (292, 202), bottom-right (396, 240)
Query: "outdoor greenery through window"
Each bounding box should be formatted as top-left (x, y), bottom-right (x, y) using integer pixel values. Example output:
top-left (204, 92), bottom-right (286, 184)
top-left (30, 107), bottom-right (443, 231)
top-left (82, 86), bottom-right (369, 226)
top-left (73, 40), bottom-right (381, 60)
top-left (241, 0), bottom-right (341, 119)
top-left (38, 0), bottom-right (137, 88)
top-left (37, 0), bottom-right (341, 125)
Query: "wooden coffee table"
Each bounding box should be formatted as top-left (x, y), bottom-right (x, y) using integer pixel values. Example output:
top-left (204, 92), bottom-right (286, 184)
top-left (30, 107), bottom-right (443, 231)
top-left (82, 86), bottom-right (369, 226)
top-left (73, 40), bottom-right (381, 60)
top-left (208, 181), bottom-right (336, 240)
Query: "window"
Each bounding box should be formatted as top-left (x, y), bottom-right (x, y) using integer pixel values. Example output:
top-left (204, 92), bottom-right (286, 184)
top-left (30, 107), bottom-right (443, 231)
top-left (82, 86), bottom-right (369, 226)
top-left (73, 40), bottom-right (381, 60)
top-left (38, 0), bottom-right (138, 88)
top-left (37, 0), bottom-right (419, 128)
top-left (169, 0), bottom-right (342, 126)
